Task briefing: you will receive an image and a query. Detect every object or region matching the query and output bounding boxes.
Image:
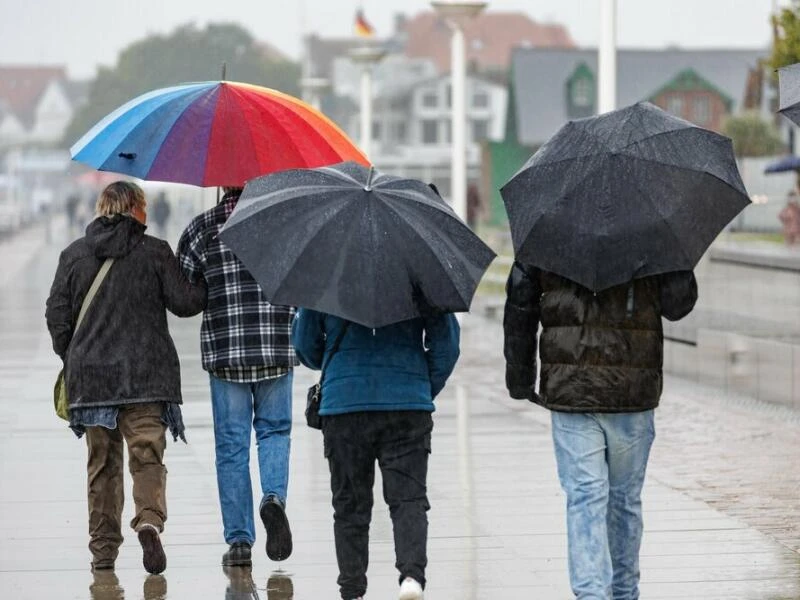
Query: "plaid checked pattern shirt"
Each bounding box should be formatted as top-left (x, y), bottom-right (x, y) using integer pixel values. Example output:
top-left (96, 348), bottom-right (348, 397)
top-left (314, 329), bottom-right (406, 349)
top-left (178, 191), bottom-right (298, 379)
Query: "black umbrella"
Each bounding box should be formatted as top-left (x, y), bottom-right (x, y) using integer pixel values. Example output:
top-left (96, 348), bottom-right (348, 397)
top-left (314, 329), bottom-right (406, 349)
top-left (500, 102), bottom-right (750, 291)
top-left (778, 63), bottom-right (800, 126)
top-left (218, 161), bottom-right (496, 328)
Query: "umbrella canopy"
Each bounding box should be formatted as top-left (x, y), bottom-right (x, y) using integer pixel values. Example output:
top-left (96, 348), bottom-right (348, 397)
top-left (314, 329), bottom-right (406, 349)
top-left (218, 161), bottom-right (496, 328)
top-left (70, 81), bottom-right (368, 187)
top-left (501, 102), bottom-right (750, 292)
top-left (764, 155), bottom-right (800, 174)
top-left (778, 63), bottom-right (800, 126)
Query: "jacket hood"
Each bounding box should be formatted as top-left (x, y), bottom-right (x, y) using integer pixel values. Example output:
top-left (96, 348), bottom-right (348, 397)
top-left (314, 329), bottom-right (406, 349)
top-left (85, 215), bottom-right (146, 259)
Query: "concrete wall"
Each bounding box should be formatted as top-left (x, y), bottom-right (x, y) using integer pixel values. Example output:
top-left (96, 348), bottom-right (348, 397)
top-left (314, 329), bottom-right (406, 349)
top-left (664, 333), bottom-right (800, 410)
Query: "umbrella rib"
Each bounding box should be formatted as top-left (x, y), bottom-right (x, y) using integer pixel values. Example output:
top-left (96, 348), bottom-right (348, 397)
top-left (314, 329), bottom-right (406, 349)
top-left (622, 153), bottom-right (746, 193)
top-left (625, 165), bottom-right (694, 270)
top-left (378, 198), bottom-right (473, 306)
top-left (267, 199), bottom-right (360, 305)
top-left (230, 85), bottom-right (339, 169)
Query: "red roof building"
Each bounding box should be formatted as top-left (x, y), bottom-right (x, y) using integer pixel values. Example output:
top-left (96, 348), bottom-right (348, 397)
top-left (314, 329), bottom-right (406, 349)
top-left (400, 11), bottom-right (575, 73)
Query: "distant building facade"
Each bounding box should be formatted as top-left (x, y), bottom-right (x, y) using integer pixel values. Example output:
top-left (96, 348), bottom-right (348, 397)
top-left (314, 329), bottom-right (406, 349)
top-left (0, 66), bottom-right (87, 147)
top-left (302, 10), bottom-right (574, 213)
top-left (484, 47), bottom-right (769, 225)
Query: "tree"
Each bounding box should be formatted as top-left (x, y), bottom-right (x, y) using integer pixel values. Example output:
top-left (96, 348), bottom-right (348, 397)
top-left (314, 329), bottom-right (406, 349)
top-left (64, 23), bottom-right (301, 145)
top-left (771, 1), bottom-right (800, 69)
top-left (723, 112), bottom-right (786, 157)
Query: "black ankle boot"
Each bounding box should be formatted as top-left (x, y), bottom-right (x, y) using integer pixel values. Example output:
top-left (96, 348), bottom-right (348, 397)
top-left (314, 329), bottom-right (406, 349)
top-left (222, 542), bottom-right (252, 567)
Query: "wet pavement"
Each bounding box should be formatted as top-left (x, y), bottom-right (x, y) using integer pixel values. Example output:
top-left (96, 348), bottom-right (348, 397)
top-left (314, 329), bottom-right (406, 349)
top-left (1, 217), bottom-right (799, 599)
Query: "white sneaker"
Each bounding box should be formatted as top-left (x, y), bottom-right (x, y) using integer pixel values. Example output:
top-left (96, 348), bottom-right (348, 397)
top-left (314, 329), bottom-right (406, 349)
top-left (398, 577), bottom-right (423, 600)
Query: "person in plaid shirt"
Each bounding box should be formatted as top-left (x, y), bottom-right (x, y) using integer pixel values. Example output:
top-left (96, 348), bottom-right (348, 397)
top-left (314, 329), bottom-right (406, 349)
top-left (178, 187), bottom-right (297, 567)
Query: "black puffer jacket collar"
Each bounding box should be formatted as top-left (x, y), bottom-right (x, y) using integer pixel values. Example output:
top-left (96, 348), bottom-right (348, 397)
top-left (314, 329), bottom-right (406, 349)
top-left (85, 215), bottom-right (146, 259)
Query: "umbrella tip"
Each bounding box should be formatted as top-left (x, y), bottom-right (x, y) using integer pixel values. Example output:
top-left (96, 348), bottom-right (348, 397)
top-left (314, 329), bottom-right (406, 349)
top-left (364, 165), bottom-right (375, 191)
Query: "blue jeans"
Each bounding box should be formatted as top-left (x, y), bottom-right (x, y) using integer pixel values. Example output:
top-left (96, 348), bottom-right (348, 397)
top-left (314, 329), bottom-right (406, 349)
top-left (209, 372), bottom-right (293, 545)
top-left (551, 410), bottom-right (655, 600)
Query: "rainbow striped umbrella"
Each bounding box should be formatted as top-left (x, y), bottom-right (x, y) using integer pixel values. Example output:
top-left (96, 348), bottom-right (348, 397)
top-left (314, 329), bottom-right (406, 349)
top-left (70, 81), bottom-right (368, 187)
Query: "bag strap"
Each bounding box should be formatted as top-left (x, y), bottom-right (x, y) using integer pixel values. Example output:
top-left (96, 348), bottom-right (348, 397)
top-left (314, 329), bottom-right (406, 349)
top-left (320, 321), bottom-right (351, 382)
top-left (75, 258), bottom-right (114, 333)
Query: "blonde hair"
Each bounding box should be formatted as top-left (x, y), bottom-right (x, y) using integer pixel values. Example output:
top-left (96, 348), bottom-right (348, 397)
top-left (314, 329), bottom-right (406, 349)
top-left (96, 181), bottom-right (146, 217)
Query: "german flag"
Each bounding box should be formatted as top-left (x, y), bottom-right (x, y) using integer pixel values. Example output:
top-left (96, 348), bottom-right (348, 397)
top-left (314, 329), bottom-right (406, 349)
top-left (354, 8), bottom-right (375, 37)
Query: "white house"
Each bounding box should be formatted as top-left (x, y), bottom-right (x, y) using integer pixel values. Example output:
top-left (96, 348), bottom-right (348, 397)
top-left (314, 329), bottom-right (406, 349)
top-left (0, 66), bottom-right (87, 147)
top-left (360, 73), bottom-right (508, 198)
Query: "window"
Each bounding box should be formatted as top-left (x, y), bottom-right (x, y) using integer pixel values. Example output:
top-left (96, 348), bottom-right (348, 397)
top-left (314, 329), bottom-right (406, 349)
top-left (472, 91), bottom-right (490, 109)
top-left (472, 119), bottom-right (490, 141)
top-left (421, 120), bottom-right (438, 144)
top-left (565, 63), bottom-right (596, 118)
top-left (665, 95), bottom-right (684, 116)
top-left (371, 121), bottom-right (382, 141)
top-left (693, 96), bottom-right (711, 125)
top-left (572, 78), bottom-right (593, 108)
top-left (421, 91), bottom-right (438, 108)
top-left (446, 84), bottom-right (452, 108)
top-left (394, 121), bottom-right (407, 143)
top-left (443, 119), bottom-right (451, 144)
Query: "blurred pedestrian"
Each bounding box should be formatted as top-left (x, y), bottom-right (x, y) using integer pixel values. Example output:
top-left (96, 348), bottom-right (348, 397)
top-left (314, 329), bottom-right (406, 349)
top-left (466, 183), bottom-right (483, 229)
top-left (151, 192), bottom-right (171, 239)
top-left (779, 190), bottom-right (800, 245)
top-left (292, 300), bottom-right (460, 600)
top-left (178, 186), bottom-right (297, 567)
top-left (45, 181), bottom-right (207, 574)
top-left (504, 265), bottom-right (697, 600)
top-left (65, 193), bottom-right (80, 235)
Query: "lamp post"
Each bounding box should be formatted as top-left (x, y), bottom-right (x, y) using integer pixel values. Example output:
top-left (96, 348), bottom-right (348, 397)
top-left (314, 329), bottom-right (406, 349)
top-left (431, 1), bottom-right (487, 224)
top-left (598, 0), bottom-right (617, 113)
top-left (349, 45), bottom-right (387, 160)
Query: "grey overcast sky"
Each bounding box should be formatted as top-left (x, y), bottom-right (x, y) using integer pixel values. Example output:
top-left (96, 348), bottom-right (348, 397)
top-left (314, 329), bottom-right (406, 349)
top-left (0, 0), bottom-right (787, 78)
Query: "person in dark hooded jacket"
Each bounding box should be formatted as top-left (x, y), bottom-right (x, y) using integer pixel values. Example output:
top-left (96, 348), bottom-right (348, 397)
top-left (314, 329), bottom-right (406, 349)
top-left (504, 263), bottom-right (697, 600)
top-left (45, 181), bottom-right (207, 575)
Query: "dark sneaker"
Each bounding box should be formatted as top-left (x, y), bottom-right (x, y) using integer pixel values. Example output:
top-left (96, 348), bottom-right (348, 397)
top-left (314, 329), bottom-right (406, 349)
top-left (222, 542), bottom-right (252, 567)
top-left (259, 496), bottom-right (293, 561)
top-left (137, 524), bottom-right (167, 575)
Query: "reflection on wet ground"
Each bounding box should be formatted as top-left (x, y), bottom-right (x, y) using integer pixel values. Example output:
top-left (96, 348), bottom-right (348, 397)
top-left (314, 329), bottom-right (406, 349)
top-left (0, 221), bottom-right (798, 599)
top-left (85, 569), bottom-right (293, 600)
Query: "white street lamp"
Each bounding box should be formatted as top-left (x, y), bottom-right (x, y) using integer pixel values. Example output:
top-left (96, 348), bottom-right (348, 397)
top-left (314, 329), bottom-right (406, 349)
top-left (431, 1), bottom-right (487, 224)
top-left (598, 0), bottom-right (617, 113)
top-left (349, 45), bottom-right (387, 161)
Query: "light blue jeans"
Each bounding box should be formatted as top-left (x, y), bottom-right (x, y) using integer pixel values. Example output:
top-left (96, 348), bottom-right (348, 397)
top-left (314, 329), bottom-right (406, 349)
top-left (551, 410), bottom-right (655, 600)
top-left (209, 372), bottom-right (293, 545)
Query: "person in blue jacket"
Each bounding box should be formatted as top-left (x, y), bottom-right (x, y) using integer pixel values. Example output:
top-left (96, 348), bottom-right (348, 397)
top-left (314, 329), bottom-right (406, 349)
top-left (292, 307), bottom-right (460, 600)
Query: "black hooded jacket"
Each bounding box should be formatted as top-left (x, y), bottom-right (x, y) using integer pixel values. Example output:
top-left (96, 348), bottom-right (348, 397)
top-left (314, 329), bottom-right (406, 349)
top-left (46, 215), bottom-right (207, 408)
top-left (503, 263), bottom-right (697, 413)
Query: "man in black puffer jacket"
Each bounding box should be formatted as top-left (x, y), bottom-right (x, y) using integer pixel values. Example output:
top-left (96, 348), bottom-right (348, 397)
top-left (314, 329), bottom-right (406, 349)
top-left (504, 262), bottom-right (697, 600)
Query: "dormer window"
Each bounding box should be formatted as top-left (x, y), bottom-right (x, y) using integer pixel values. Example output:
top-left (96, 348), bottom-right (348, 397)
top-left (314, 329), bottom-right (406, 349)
top-left (566, 63), bottom-right (596, 118)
